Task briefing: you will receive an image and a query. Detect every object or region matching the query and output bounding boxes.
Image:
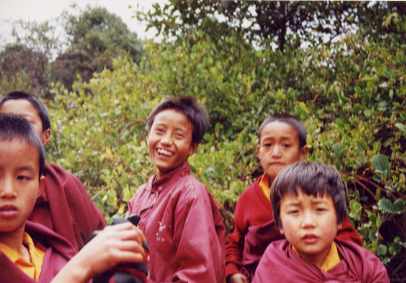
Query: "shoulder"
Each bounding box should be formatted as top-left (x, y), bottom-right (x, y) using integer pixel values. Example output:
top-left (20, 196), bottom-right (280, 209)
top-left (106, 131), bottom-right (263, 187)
top-left (234, 180), bottom-right (260, 212)
top-left (45, 163), bottom-right (84, 189)
top-left (337, 240), bottom-right (389, 282)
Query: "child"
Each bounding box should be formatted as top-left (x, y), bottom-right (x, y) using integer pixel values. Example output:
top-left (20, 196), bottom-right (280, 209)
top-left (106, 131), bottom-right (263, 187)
top-left (127, 96), bottom-right (225, 282)
top-left (0, 113), bottom-right (147, 283)
top-left (0, 91), bottom-right (105, 251)
top-left (252, 162), bottom-right (389, 282)
top-left (225, 115), bottom-right (362, 283)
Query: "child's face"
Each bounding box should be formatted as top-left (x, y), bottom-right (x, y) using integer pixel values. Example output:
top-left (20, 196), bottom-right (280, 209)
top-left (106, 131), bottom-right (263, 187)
top-left (147, 109), bottom-right (196, 177)
top-left (0, 99), bottom-right (50, 145)
top-left (257, 121), bottom-right (306, 180)
top-left (279, 189), bottom-right (341, 267)
top-left (0, 139), bottom-right (41, 236)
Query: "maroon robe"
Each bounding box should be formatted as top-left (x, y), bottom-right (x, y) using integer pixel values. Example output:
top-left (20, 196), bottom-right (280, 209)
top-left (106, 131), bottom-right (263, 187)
top-left (28, 163), bottom-right (106, 251)
top-left (128, 162), bottom-right (225, 283)
top-left (252, 239), bottom-right (389, 283)
top-left (226, 178), bottom-right (363, 281)
top-left (0, 221), bottom-right (75, 283)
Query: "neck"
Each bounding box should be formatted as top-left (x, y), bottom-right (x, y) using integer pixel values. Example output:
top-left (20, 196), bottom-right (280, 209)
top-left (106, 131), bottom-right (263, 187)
top-left (0, 224), bottom-right (26, 255)
top-left (299, 244), bottom-right (332, 268)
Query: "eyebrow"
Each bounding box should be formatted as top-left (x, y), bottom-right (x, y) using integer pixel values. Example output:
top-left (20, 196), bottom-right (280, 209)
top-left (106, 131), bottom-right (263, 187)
top-left (17, 165), bottom-right (36, 173)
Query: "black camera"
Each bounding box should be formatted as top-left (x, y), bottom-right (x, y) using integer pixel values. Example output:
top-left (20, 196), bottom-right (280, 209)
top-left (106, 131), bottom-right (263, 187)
top-left (92, 214), bottom-right (148, 283)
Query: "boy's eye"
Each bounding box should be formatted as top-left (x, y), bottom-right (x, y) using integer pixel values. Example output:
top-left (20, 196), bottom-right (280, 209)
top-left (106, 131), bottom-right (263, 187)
top-left (316, 207), bottom-right (327, 212)
top-left (286, 209), bottom-right (299, 215)
top-left (154, 128), bottom-right (165, 134)
top-left (282, 144), bottom-right (291, 148)
top-left (263, 143), bottom-right (272, 148)
top-left (16, 175), bottom-right (33, 181)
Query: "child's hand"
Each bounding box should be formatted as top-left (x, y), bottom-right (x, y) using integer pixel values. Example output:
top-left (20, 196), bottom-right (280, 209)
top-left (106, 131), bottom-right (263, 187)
top-left (230, 273), bottom-right (249, 283)
top-left (52, 222), bottom-right (147, 283)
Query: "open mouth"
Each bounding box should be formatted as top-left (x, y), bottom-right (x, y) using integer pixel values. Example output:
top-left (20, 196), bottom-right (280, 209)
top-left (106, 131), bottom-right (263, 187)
top-left (156, 148), bottom-right (174, 157)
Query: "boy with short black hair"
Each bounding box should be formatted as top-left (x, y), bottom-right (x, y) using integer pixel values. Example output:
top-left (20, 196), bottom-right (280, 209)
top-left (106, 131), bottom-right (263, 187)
top-left (0, 113), bottom-right (147, 283)
top-left (252, 161), bottom-right (389, 283)
top-left (225, 114), bottom-right (363, 283)
top-left (0, 91), bottom-right (105, 251)
top-left (128, 96), bottom-right (225, 283)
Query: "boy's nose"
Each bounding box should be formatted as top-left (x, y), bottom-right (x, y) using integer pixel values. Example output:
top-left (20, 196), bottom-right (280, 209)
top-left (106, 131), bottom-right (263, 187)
top-left (160, 132), bottom-right (173, 145)
top-left (301, 211), bottom-right (316, 228)
top-left (0, 179), bottom-right (17, 199)
top-left (271, 145), bottom-right (282, 157)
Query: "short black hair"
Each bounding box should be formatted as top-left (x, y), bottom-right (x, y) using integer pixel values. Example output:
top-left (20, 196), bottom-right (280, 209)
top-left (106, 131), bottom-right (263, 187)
top-left (271, 161), bottom-right (347, 227)
top-left (257, 114), bottom-right (307, 147)
top-left (0, 91), bottom-right (51, 131)
top-left (0, 113), bottom-right (46, 176)
top-left (146, 96), bottom-right (210, 144)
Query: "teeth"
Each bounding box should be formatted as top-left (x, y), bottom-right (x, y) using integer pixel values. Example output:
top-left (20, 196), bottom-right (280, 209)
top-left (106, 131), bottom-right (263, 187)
top-left (157, 148), bottom-right (173, 157)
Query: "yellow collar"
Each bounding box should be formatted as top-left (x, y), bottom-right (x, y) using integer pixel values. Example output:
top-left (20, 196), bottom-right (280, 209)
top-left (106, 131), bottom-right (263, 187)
top-left (259, 174), bottom-right (270, 200)
top-left (0, 232), bottom-right (45, 279)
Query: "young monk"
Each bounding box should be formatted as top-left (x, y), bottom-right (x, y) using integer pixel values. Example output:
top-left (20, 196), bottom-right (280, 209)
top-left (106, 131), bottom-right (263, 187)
top-left (127, 96), bottom-right (225, 283)
top-left (252, 162), bottom-right (389, 282)
top-left (225, 115), bottom-right (363, 283)
top-left (0, 91), bottom-right (105, 251)
top-left (0, 113), bottom-right (147, 283)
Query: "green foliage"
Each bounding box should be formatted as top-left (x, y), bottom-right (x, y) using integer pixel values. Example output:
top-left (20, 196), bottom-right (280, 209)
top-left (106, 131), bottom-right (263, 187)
top-left (2, 2), bottom-right (403, 280)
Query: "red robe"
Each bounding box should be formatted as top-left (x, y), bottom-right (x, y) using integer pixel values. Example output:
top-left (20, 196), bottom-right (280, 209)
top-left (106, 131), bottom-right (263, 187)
top-left (0, 221), bottom-right (75, 283)
top-left (128, 162), bottom-right (225, 283)
top-left (252, 239), bottom-right (389, 283)
top-left (28, 163), bottom-right (106, 251)
top-left (225, 178), bottom-right (363, 281)
top-left (0, 222), bottom-right (147, 283)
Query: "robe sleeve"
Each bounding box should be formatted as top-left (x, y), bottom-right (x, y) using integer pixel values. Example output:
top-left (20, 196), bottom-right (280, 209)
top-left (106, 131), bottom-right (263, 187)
top-left (152, 184), bottom-right (224, 283)
top-left (64, 173), bottom-right (106, 247)
top-left (225, 198), bottom-right (246, 278)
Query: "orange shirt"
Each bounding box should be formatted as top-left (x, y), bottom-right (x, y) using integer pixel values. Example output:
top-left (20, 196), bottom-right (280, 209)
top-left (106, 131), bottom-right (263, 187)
top-left (0, 233), bottom-right (45, 280)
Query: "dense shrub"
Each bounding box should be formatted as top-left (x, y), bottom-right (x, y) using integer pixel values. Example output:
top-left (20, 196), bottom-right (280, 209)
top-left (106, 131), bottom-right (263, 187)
top-left (40, 18), bottom-right (405, 281)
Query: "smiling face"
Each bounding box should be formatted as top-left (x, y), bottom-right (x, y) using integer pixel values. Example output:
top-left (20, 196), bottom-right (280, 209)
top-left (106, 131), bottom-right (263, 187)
top-left (0, 139), bottom-right (42, 238)
top-left (257, 121), bottom-right (306, 181)
top-left (147, 109), bottom-right (196, 177)
top-left (279, 189), bottom-right (341, 267)
top-left (0, 99), bottom-right (50, 145)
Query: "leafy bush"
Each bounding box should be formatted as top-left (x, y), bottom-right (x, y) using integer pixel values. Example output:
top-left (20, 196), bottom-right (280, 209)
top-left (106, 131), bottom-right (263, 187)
top-left (39, 13), bottom-right (405, 281)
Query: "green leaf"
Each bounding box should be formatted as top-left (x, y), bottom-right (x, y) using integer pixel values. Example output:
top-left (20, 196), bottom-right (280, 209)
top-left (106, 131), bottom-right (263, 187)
top-left (378, 198), bottom-right (406, 214)
top-left (395, 123), bottom-right (406, 136)
top-left (371, 154), bottom-right (390, 178)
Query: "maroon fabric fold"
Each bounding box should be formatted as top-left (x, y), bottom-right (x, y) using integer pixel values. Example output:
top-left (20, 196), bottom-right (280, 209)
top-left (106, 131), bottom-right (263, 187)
top-left (29, 163), bottom-right (106, 251)
top-left (253, 240), bottom-right (389, 283)
top-left (0, 221), bottom-right (74, 283)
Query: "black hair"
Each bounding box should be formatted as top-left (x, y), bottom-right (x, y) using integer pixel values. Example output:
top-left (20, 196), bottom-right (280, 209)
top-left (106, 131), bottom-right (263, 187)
top-left (271, 161), bottom-right (347, 227)
top-left (257, 114), bottom-right (307, 148)
top-left (0, 113), bottom-right (46, 177)
top-left (0, 91), bottom-right (51, 131)
top-left (146, 96), bottom-right (210, 144)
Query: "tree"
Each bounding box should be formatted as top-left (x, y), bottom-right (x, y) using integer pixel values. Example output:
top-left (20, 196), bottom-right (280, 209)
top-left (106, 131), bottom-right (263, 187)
top-left (0, 43), bottom-right (49, 97)
top-left (141, 1), bottom-right (406, 50)
top-left (51, 6), bottom-right (143, 89)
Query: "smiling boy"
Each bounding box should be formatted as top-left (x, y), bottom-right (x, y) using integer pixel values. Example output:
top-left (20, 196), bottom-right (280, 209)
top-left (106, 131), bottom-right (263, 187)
top-left (252, 162), bottom-right (389, 283)
top-left (128, 96), bottom-right (225, 283)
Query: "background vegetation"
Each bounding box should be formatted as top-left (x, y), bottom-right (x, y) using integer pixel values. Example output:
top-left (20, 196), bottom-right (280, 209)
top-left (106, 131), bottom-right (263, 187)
top-left (1, 1), bottom-right (405, 281)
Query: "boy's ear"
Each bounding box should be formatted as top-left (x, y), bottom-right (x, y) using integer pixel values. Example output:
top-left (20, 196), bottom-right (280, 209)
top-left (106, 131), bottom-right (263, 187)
top-left (190, 143), bottom-right (198, 155)
top-left (299, 145), bottom-right (309, 160)
top-left (256, 144), bottom-right (260, 158)
top-left (38, 176), bottom-right (46, 197)
top-left (41, 129), bottom-right (51, 145)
